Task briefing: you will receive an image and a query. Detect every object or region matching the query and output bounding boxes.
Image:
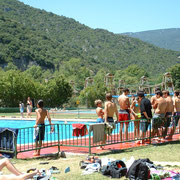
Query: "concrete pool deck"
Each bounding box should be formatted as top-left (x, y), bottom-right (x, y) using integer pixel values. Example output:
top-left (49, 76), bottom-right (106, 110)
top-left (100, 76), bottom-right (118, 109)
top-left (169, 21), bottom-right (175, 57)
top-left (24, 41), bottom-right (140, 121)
top-left (0, 117), bottom-right (97, 122)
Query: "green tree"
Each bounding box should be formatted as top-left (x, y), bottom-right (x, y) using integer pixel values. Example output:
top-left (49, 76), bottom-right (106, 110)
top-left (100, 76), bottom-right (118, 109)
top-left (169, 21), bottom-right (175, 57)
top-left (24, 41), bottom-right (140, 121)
top-left (23, 65), bottom-right (44, 81)
top-left (169, 63), bottom-right (180, 89)
top-left (4, 62), bottom-right (18, 71)
top-left (58, 58), bottom-right (91, 91)
top-left (0, 70), bottom-right (36, 107)
top-left (79, 82), bottom-right (107, 108)
top-left (114, 64), bottom-right (148, 87)
top-left (43, 76), bottom-right (73, 107)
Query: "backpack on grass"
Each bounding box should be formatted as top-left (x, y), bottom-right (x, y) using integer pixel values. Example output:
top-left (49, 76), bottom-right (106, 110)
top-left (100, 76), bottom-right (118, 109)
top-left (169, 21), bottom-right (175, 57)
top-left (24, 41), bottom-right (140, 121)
top-left (101, 160), bottom-right (127, 178)
top-left (126, 158), bottom-right (153, 180)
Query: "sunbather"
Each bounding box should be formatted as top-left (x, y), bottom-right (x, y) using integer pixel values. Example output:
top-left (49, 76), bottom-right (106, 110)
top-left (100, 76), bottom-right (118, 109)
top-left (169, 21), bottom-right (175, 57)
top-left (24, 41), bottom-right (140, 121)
top-left (0, 158), bottom-right (40, 180)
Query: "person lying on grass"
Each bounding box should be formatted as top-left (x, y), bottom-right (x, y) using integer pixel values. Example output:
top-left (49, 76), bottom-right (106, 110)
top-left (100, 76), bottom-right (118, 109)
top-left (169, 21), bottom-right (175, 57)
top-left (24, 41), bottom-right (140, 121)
top-left (0, 158), bottom-right (40, 180)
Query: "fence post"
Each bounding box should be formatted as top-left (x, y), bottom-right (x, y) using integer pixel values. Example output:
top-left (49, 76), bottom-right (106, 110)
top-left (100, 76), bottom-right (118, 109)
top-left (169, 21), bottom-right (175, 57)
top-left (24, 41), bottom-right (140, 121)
top-left (77, 107), bottom-right (80, 119)
top-left (57, 124), bottom-right (60, 153)
top-left (89, 128), bottom-right (91, 154)
top-left (149, 119), bottom-right (152, 144)
top-left (14, 136), bottom-right (17, 159)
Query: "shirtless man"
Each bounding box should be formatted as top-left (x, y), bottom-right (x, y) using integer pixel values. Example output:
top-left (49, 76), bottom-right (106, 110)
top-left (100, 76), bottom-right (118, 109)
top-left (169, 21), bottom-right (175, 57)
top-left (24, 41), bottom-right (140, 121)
top-left (95, 99), bottom-right (105, 148)
top-left (118, 88), bottom-right (130, 141)
top-left (171, 90), bottom-right (180, 137)
top-left (95, 99), bottom-right (104, 123)
top-left (162, 90), bottom-right (174, 139)
top-left (104, 93), bottom-right (118, 123)
top-left (151, 87), bottom-right (161, 110)
top-left (33, 100), bottom-right (54, 156)
top-left (152, 91), bottom-right (167, 140)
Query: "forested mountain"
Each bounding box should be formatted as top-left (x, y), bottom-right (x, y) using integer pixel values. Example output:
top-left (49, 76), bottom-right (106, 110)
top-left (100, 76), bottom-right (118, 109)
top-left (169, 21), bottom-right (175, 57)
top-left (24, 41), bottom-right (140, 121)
top-left (123, 28), bottom-right (180, 51)
top-left (0, 0), bottom-right (180, 74)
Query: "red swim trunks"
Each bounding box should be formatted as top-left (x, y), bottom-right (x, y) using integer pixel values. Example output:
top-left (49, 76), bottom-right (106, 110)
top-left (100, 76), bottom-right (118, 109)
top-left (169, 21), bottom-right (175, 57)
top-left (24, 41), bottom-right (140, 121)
top-left (118, 109), bottom-right (130, 124)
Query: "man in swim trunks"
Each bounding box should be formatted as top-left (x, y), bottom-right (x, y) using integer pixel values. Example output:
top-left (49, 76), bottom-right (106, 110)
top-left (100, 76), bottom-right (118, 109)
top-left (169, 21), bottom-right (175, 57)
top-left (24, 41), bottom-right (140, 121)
top-left (151, 87), bottom-right (161, 106)
top-left (137, 91), bottom-right (152, 144)
top-left (95, 99), bottom-right (104, 123)
top-left (162, 90), bottom-right (174, 139)
top-left (33, 100), bottom-right (54, 156)
top-left (118, 88), bottom-right (130, 141)
top-left (152, 91), bottom-right (167, 140)
top-left (169, 90), bottom-right (180, 138)
top-left (104, 93), bottom-right (118, 123)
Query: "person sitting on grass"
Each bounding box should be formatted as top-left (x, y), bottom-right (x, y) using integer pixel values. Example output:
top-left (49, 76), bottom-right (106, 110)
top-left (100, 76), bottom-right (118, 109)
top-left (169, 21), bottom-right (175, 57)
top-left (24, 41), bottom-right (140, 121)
top-left (33, 100), bottom-right (54, 156)
top-left (0, 158), bottom-right (40, 180)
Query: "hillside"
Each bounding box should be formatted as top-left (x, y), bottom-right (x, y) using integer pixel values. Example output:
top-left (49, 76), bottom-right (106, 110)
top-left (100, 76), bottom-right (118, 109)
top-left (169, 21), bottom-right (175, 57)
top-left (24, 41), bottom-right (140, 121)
top-left (0, 0), bottom-right (180, 74)
top-left (123, 28), bottom-right (180, 51)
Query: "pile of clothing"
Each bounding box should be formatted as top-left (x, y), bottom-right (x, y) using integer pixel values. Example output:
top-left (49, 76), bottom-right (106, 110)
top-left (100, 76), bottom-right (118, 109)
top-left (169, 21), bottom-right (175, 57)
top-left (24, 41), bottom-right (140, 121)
top-left (80, 156), bottom-right (180, 179)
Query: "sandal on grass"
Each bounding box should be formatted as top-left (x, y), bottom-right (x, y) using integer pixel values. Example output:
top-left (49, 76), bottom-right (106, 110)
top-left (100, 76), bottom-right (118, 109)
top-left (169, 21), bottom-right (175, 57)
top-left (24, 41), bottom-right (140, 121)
top-left (49, 166), bottom-right (60, 174)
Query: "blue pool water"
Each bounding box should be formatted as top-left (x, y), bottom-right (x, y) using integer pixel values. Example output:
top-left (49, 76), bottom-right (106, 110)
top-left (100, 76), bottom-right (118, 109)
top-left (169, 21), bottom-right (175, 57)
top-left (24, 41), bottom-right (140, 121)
top-left (0, 119), bottom-right (93, 128)
top-left (0, 119), bottom-right (96, 144)
top-left (0, 119), bottom-right (135, 144)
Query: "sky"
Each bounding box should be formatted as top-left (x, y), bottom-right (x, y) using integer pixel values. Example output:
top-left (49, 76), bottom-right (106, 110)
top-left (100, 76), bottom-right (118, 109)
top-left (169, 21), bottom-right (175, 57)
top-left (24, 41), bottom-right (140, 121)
top-left (19, 0), bottom-right (180, 34)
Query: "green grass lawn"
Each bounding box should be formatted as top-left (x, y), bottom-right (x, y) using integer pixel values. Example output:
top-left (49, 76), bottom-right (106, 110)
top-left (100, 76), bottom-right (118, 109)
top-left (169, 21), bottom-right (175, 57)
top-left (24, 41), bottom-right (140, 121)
top-left (1, 142), bottom-right (180, 180)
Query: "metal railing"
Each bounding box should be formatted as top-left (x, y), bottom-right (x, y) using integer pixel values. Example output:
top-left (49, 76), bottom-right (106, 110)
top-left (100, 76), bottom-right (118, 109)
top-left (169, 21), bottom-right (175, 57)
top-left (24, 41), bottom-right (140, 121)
top-left (0, 115), bottom-right (179, 158)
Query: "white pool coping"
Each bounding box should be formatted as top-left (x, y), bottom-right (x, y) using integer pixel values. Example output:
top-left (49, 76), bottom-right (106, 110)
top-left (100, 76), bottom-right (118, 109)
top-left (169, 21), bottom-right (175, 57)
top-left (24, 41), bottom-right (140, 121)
top-left (0, 117), bottom-right (96, 122)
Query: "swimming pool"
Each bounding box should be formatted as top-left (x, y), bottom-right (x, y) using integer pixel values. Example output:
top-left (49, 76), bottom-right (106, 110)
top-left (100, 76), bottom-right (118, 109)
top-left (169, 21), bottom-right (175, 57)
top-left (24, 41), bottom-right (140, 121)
top-left (0, 119), bottom-right (95, 144)
top-left (0, 119), bottom-right (136, 145)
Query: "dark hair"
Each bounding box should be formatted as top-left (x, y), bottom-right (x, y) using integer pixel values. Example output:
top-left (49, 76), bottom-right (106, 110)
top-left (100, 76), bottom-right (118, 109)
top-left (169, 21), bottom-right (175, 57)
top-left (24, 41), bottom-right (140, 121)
top-left (137, 91), bottom-right (144, 97)
top-left (155, 87), bottom-right (161, 91)
top-left (123, 88), bottom-right (129, 93)
top-left (174, 90), bottom-right (179, 96)
top-left (106, 93), bottom-right (112, 100)
top-left (156, 91), bottom-right (163, 97)
top-left (162, 90), bottom-right (170, 96)
top-left (37, 100), bottom-right (44, 108)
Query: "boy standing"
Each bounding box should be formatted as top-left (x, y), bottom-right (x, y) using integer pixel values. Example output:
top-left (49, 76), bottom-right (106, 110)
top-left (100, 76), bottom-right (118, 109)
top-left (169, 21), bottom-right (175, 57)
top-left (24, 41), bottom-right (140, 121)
top-left (104, 93), bottom-right (118, 123)
top-left (33, 100), bottom-right (54, 156)
top-left (95, 99), bottom-right (105, 149)
top-left (95, 99), bottom-right (104, 123)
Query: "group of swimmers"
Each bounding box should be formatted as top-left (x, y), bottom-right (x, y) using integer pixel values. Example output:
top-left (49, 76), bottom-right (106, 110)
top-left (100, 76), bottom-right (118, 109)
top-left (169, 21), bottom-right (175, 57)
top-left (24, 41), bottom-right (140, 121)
top-left (95, 88), bottom-right (180, 145)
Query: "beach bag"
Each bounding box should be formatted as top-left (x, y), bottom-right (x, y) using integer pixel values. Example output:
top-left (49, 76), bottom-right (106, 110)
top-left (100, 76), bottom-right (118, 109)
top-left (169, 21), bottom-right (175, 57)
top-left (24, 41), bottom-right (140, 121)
top-left (101, 160), bottom-right (127, 178)
top-left (127, 158), bottom-right (153, 180)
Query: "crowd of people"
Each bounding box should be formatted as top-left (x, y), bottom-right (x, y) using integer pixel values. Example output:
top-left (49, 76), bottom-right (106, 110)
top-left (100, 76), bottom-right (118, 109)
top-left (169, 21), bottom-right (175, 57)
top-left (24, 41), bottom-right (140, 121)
top-left (95, 88), bottom-right (180, 146)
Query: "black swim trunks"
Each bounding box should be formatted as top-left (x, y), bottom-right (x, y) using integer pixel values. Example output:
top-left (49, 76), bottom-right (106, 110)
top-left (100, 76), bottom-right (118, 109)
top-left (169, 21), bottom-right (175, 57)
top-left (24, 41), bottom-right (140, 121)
top-left (34, 124), bottom-right (45, 141)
